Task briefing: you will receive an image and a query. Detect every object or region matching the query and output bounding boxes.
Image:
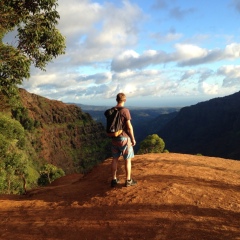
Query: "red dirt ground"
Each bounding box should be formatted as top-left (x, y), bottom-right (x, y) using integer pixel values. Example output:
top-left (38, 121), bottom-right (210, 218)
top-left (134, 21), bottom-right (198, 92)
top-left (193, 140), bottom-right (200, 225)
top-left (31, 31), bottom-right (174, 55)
top-left (0, 153), bottom-right (240, 240)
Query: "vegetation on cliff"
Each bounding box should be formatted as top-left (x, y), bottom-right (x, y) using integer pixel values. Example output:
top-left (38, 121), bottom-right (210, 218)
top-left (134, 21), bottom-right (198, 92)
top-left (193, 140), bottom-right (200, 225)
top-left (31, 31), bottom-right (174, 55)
top-left (0, 1), bottom-right (105, 194)
top-left (0, 89), bottom-right (110, 194)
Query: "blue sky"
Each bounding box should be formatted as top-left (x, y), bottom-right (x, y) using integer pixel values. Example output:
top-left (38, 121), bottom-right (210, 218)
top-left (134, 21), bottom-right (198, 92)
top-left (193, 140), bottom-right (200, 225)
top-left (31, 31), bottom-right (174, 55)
top-left (6, 0), bottom-right (240, 107)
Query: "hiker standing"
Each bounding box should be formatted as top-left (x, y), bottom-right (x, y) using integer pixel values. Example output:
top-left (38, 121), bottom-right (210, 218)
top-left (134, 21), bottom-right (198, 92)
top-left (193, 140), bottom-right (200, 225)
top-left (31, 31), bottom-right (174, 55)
top-left (106, 93), bottom-right (137, 187)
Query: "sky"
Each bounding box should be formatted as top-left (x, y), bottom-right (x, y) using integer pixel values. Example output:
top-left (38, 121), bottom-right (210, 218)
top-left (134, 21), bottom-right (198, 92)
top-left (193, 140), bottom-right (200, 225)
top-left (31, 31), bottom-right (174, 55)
top-left (5, 0), bottom-right (240, 107)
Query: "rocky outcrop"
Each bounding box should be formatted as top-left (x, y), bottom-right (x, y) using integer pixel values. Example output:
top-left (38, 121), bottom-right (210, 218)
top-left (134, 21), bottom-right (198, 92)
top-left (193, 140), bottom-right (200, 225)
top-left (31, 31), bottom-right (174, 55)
top-left (19, 88), bottom-right (110, 174)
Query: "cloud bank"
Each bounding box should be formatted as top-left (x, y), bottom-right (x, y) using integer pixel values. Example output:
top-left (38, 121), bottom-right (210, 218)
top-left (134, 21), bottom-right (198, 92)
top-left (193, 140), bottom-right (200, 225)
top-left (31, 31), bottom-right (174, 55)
top-left (6, 0), bottom-right (239, 106)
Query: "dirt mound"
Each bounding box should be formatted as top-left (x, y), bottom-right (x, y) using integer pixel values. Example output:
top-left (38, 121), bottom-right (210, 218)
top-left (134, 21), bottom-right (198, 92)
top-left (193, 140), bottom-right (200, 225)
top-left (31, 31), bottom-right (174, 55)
top-left (0, 153), bottom-right (240, 240)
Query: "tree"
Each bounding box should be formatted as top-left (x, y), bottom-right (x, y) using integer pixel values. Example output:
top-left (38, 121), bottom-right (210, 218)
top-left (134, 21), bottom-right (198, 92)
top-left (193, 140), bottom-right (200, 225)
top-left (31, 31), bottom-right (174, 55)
top-left (138, 134), bottom-right (165, 154)
top-left (0, 0), bottom-right (65, 97)
top-left (0, 113), bottom-right (29, 194)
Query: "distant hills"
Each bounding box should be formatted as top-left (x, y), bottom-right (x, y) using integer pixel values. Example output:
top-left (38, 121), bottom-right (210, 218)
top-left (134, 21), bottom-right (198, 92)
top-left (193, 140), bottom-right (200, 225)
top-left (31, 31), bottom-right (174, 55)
top-left (2, 88), bottom-right (239, 195)
top-left (74, 91), bottom-right (240, 161)
top-left (73, 103), bottom-right (180, 151)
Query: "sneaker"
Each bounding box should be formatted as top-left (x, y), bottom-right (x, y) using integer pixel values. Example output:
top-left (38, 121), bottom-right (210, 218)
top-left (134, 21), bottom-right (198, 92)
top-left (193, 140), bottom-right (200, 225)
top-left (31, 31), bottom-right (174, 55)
top-left (111, 179), bottom-right (118, 188)
top-left (125, 179), bottom-right (137, 187)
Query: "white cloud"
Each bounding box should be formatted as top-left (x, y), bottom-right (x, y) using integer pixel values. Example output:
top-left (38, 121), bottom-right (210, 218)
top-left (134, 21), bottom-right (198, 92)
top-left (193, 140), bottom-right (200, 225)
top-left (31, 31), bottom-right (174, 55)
top-left (177, 43), bottom-right (240, 66)
top-left (84, 72), bottom-right (112, 84)
top-left (111, 49), bottom-right (170, 72)
top-left (111, 43), bottom-right (240, 72)
top-left (218, 65), bottom-right (240, 87)
top-left (180, 69), bottom-right (196, 81)
top-left (224, 43), bottom-right (240, 58)
top-left (56, 0), bottom-right (144, 66)
top-left (218, 65), bottom-right (240, 75)
top-left (5, 0), bottom-right (239, 106)
top-left (198, 82), bottom-right (219, 95)
top-left (175, 44), bottom-right (208, 60)
top-left (110, 69), bottom-right (178, 98)
top-left (57, 0), bottom-right (102, 39)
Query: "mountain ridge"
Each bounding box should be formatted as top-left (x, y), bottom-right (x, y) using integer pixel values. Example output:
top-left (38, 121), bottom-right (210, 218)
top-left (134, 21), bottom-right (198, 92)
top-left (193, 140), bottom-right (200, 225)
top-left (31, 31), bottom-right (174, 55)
top-left (0, 88), bottom-right (111, 194)
top-left (17, 88), bottom-right (110, 174)
top-left (159, 91), bottom-right (240, 160)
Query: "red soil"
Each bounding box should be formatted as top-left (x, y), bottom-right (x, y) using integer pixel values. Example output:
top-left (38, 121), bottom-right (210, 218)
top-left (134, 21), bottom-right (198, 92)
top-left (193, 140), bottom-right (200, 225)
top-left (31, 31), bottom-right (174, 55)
top-left (0, 153), bottom-right (240, 240)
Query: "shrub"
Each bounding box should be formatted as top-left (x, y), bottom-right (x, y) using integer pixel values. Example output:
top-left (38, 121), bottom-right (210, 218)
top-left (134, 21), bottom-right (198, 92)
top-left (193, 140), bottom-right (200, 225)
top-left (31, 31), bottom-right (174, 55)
top-left (38, 164), bottom-right (65, 186)
top-left (138, 134), bottom-right (165, 154)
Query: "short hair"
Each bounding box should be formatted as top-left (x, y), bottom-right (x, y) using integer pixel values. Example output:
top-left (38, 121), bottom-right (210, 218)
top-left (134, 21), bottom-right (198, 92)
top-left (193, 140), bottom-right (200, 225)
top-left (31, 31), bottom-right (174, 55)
top-left (116, 93), bottom-right (126, 103)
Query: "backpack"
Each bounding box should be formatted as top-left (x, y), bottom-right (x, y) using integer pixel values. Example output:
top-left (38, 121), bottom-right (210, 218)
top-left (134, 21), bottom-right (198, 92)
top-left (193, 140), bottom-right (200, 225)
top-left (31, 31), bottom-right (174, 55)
top-left (104, 107), bottom-right (124, 137)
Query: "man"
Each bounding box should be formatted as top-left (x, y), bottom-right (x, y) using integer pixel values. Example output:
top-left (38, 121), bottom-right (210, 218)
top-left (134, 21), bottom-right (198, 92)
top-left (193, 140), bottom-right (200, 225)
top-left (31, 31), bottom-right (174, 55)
top-left (110, 93), bottom-right (137, 187)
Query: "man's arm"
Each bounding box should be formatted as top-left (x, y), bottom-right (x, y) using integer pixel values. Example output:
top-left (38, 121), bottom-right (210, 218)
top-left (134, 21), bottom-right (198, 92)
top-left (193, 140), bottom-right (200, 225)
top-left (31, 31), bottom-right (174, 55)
top-left (126, 120), bottom-right (136, 146)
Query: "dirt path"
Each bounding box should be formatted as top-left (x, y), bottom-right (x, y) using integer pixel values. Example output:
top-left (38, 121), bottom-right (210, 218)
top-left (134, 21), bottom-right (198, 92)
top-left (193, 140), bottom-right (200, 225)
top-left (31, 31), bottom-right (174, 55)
top-left (0, 153), bottom-right (240, 240)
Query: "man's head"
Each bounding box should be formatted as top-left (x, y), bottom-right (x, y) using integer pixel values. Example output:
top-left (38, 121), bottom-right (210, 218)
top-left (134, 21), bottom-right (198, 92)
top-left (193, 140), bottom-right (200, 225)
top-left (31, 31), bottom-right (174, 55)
top-left (116, 93), bottom-right (126, 103)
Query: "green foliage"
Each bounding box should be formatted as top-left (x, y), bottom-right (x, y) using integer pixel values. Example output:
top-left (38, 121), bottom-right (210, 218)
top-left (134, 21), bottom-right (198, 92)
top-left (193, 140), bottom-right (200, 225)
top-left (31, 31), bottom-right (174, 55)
top-left (0, 0), bottom-right (65, 97)
top-left (12, 106), bottom-right (40, 130)
top-left (76, 137), bottom-right (110, 174)
top-left (138, 134), bottom-right (165, 154)
top-left (0, 113), bottom-right (26, 193)
top-left (0, 113), bottom-right (40, 194)
top-left (0, 45), bottom-right (30, 98)
top-left (38, 163), bottom-right (65, 186)
top-left (0, 112), bottom-right (25, 148)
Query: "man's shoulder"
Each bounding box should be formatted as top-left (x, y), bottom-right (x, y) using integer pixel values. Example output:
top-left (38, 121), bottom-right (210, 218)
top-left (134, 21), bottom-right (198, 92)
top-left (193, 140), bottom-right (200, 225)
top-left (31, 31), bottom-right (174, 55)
top-left (120, 107), bottom-right (130, 112)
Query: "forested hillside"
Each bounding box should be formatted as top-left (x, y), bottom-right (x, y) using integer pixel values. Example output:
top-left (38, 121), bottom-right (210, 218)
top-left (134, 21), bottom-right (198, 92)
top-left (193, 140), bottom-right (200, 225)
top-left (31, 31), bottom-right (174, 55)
top-left (2, 88), bottom-right (240, 195)
top-left (159, 91), bottom-right (240, 160)
top-left (0, 89), bottom-right (110, 194)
